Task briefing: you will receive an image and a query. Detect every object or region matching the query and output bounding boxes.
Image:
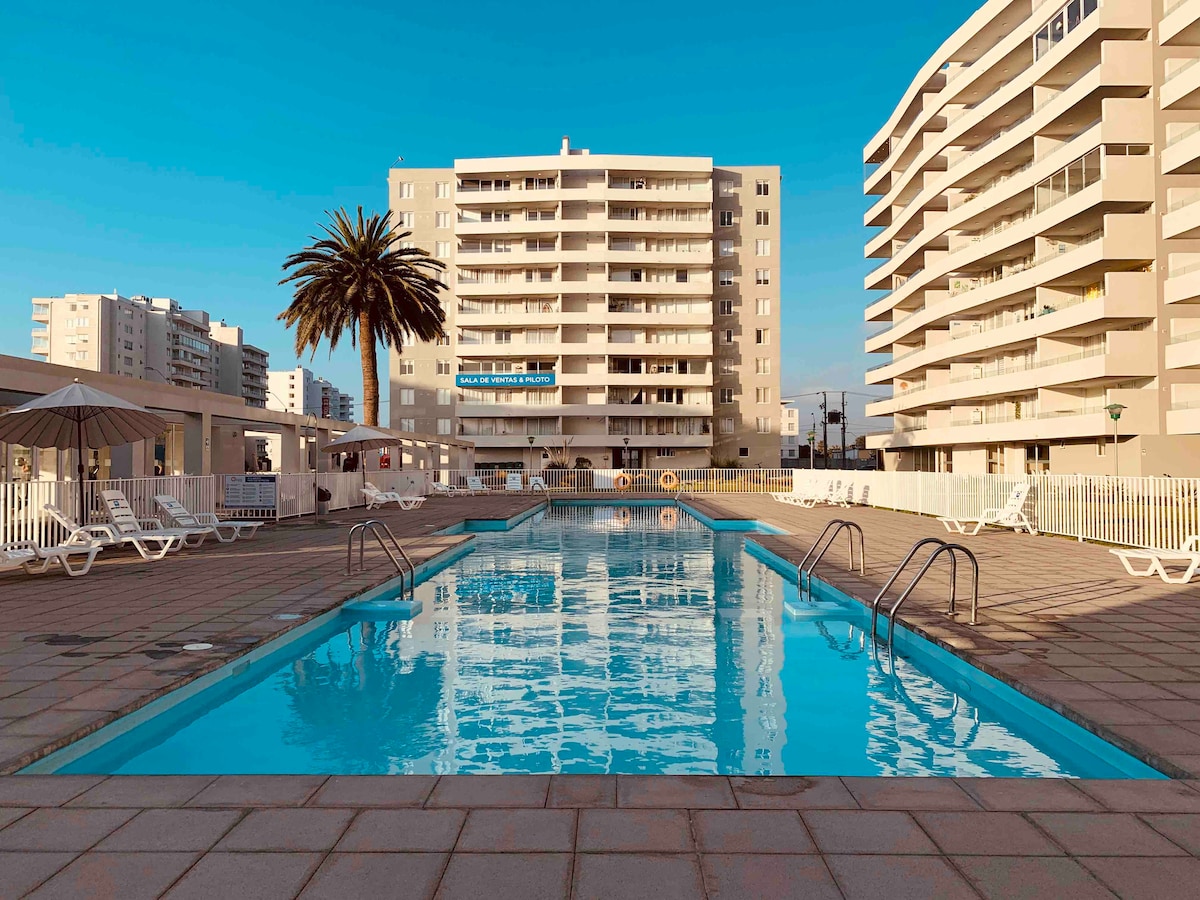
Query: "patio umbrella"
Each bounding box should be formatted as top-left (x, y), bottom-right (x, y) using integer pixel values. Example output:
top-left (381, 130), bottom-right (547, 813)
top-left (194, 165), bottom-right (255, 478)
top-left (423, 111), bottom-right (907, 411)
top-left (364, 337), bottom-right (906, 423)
top-left (0, 378), bottom-right (168, 523)
top-left (321, 424), bottom-right (395, 487)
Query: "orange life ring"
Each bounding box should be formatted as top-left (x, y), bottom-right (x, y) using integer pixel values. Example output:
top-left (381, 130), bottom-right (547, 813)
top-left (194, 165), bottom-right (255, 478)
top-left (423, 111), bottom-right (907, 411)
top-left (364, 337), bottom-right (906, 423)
top-left (659, 471), bottom-right (680, 491)
top-left (614, 473), bottom-right (633, 491)
top-left (659, 507), bottom-right (678, 527)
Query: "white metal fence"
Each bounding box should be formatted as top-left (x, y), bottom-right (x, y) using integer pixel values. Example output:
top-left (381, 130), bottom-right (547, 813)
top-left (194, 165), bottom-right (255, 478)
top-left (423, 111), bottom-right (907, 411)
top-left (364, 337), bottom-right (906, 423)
top-left (433, 468), bottom-right (797, 494)
top-left (788, 470), bottom-right (1200, 550)
top-left (216, 471), bottom-right (429, 520)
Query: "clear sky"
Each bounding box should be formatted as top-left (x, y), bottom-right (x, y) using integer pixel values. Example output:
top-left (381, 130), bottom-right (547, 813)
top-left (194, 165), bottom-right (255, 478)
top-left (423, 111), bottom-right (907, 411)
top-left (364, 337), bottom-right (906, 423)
top-left (0, 0), bottom-right (973, 445)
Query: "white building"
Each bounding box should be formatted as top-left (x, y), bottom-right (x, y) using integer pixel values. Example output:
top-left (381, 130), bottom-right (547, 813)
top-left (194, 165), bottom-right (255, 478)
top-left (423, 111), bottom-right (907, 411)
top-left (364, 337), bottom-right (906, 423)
top-left (781, 403), bottom-right (800, 464)
top-left (209, 322), bottom-right (269, 408)
top-left (266, 366), bottom-right (355, 422)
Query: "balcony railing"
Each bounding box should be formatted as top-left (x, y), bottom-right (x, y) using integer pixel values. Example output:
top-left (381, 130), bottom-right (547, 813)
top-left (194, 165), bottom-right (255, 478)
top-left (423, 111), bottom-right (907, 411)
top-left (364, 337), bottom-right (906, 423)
top-left (1165, 56), bottom-right (1200, 85)
top-left (948, 406), bottom-right (1103, 428)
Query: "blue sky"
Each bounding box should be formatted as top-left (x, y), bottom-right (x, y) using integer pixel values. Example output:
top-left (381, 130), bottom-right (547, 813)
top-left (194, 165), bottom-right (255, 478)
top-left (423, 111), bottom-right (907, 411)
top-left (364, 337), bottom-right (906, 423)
top-left (0, 0), bottom-right (971, 443)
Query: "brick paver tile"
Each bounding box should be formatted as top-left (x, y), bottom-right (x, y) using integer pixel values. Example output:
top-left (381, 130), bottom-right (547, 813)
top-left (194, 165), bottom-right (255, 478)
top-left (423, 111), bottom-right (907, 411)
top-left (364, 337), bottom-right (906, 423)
top-left (1030, 812), bottom-right (1188, 856)
top-left (0, 852), bottom-right (77, 898)
top-left (456, 809), bottom-right (575, 852)
top-left (547, 775), bottom-right (615, 808)
top-left (336, 809), bottom-right (466, 852)
top-left (67, 776), bottom-right (215, 808)
top-left (825, 854), bottom-right (978, 899)
top-left (0, 775), bottom-right (103, 807)
top-left (802, 810), bottom-right (938, 855)
top-left (577, 809), bottom-right (692, 852)
top-left (616, 775), bottom-right (736, 808)
top-left (954, 778), bottom-right (1101, 811)
top-left (436, 852), bottom-right (571, 900)
top-left (426, 775), bottom-right (549, 808)
top-left (1074, 779), bottom-right (1200, 812)
top-left (1079, 856), bottom-right (1200, 900)
top-left (187, 775), bottom-right (327, 807)
top-left (0, 806), bottom-right (29, 829)
top-left (1138, 813), bottom-right (1200, 854)
top-left (307, 775), bottom-right (437, 808)
top-left (162, 852), bottom-right (323, 900)
top-left (953, 856), bottom-right (1117, 900)
top-left (95, 809), bottom-right (243, 852)
top-left (841, 777), bottom-right (981, 810)
top-left (691, 810), bottom-right (815, 853)
top-left (214, 808), bottom-right (354, 851)
top-left (0, 808), bottom-right (137, 852)
top-left (298, 852), bottom-right (447, 900)
top-left (572, 854), bottom-right (705, 900)
top-left (915, 811), bottom-right (1064, 855)
top-left (26, 851), bottom-right (199, 900)
top-left (699, 854), bottom-right (842, 900)
top-left (728, 776), bottom-right (858, 809)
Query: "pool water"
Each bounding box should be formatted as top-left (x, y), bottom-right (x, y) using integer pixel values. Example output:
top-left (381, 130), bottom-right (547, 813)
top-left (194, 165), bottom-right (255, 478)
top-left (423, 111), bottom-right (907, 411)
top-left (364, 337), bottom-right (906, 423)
top-left (55, 503), bottom-right (1160, 777)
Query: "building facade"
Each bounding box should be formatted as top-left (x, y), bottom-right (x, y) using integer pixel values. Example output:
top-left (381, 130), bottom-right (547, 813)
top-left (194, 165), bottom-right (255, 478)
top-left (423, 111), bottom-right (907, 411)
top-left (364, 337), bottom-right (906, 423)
top-left (209, 322), bottom-right (269, 408)
top-left (863, 0), bottom-right (1200, 476)
top-left (266, 366), bottom-right (355, 422)
top-left (781, 403), bottom-right (801, 464)
top-left (387, 138), bottom-right (781, 470)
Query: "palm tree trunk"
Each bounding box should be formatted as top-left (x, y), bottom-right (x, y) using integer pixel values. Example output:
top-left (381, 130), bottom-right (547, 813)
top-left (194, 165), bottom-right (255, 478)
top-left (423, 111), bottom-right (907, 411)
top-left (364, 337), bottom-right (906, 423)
top-left (359, 316), bottom-right (379, 426)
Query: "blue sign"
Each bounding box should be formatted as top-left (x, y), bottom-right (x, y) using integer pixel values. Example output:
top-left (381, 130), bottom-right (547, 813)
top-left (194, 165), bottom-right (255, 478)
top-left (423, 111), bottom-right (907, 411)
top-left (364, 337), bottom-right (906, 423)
top-left (455, 373), bottom-right (556, 387)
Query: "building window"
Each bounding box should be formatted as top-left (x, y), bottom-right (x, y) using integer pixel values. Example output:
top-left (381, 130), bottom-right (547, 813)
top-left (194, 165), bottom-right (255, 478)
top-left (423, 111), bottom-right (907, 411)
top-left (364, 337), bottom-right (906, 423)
top-left (755, 180), bottom-right (770, 196)
top-left (435, 335), bottom-right (451, 346)
top-left (720, 417), bottom-right (735, 434)
top-left (739, 447), bottom-right (750, 457)
top-left (676, 269), bottom-right (688, 283)
top-left (436, 418), bottom-right (452, 435)
top-left (435, 181), bottom-right (450, 198)
top-left (396, 211), bottom-right (414, 228)
top-left (657, 448), bottom-right (676, 458)
top-left (719, 180), bottom-right (735, 196)
top-left (756, 417), bottom-right (770, 433)
top-left (755, 269), bottom-right (771, 285)
top-left (435, 241), bottom-right (450, 258)
top-left (436, 359), bottom-right (451, 375)
top-left (718, 300), bottom-right (733, 316)
top-left (755, 357), bottom-right (771, 375)
top-left (719, 210), bottom-right (734, 227)
top-left (399, 417), bottom-right (415, 432)
top-left (435, 388), bottom-right (451, 405)
top-left (398, 241), bottom-right (415, 250)
top-left (398, 389), bottom-right (415, 405)
top-left (719, 270), bottom-right (734, 286)
top-left (756, 387), bottom-right (771, 404)
top-left (756, 298), bottom-right (771, 316)
top-left (399, 182), bottom-right (414, 199)
top-left (755, 328), bottom-right (770, 345)
top-left (719, 358), bottom-right (735, 375)
top-left (436, 211), bottom-right (450, 229)
top-left (1096, 438), bottom-right (1106, 457)
top-left (756, 210), bottom-right (770, 226)
top-left (719, 240), bottom-right (734, 257)
top-left (399, 359), bottom-right (415, 375)
top-left (755, 239), bottom-right (771, 256)
top-left (719, 388), bottom-right (734, 404)
top-left (722, 329), bottom-right (734, 344)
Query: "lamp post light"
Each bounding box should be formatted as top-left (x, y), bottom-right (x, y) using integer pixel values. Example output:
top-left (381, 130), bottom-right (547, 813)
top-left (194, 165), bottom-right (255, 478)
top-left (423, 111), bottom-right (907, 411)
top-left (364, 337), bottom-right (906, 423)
top-left (622, 436), bottom-right (630, 468)
top-left (527, 434), bottom-right (535, 473)
top-left (1104, 403), bottom-right (1126, 477)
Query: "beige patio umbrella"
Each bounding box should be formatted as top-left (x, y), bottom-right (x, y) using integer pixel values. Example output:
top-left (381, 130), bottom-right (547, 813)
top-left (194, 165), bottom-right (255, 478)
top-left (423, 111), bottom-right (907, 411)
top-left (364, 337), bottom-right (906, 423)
top-left (321, 424), bottom-right (396, 487)
top-left (0, 379), bottom-right (168, 522)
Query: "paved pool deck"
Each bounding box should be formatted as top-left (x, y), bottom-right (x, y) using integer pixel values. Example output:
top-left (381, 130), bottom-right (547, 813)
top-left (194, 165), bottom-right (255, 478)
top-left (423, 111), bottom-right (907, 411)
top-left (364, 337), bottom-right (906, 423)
top-left (0, 492), bottom-right (1199, 898)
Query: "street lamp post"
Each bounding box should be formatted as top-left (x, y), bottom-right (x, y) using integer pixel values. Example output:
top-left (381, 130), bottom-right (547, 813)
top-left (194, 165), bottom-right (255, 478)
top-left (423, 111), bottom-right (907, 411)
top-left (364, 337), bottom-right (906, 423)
top-left (527, 434), bottom-right (535, 473)
top-left (1104, 403), bottom-right (1126, 477)
top-left (622, 436), bottom-right (630, 469)
top-left (807, 429), bottom-right (816, 470)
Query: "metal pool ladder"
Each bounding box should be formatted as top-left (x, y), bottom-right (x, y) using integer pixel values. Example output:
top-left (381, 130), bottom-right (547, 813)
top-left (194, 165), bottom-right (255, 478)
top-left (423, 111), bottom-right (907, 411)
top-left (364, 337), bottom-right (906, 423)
top-left (347, 520), bottom-right (416, 593)
top-left (796, 519), bottom-right (865, 592)
top-left (869, 537), bottom-right (979, 649)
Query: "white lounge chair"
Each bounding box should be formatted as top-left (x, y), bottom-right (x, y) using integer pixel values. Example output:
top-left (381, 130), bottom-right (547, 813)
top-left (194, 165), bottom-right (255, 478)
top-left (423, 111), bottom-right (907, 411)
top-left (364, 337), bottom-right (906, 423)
top-left (794, 480), bottom-right (838, 508)
top-left (465, 477), bottom-right (492, 495)
top-left (362, 484), bottom-right (426, 511)
top-left (828, 482), bottom-right (854, 508)
top-left (44, 504), bottom-right (122, 547)
top-left (155, 495), bottom-right (262, 543)
top-left (938, 483), bottom-right (1037, 536)
top-left (1, 540), bottom-right (103, 577)
top-left (99, 490), bottom-right (204, 560)
top-left (432, 482), bottom-right (465, 497)
top-left (1111, 536), bottom-right (1200, 584)
top-left (528, 476), bottom-right (547, 492)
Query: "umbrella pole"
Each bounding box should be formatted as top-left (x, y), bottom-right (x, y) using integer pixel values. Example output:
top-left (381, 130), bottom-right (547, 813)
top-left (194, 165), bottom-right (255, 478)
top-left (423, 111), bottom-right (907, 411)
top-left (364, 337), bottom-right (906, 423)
top-left (77, 417), bottom-right (86, 525)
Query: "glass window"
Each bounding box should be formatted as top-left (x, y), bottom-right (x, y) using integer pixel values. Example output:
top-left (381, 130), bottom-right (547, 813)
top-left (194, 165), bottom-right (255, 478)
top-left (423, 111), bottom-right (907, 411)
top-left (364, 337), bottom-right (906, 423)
top-left (435, 211), bottom-right (449, 228)
top-left (719, 270), bottom-right (734, 286)
top-left (435, 181), bottom-right (450, 198)
top-left (399, 359), bottom-right (415, 375)
top-left (719, 180), bottom-right (735, 196)
top-left (398, 389), bottom-right (414, 405)
top-left (723, 329), bottom-right (734, 344)
top-left (755, 357), bottom-right (771, 375)
top-left (755, 269), bottom-right (771, 285)
top-left (719, 358), bottom-right (734, 375)
top-left (720, 417), bottom-right (735, 434)
top-left (755, 239), bottom-right (771, 256)
top-left (756, 210), bottom-right (770, 226)
top-left (719, 388), bottom-right (734, 404)
top-left (756, 298), bottom-right (770, 315)
top-left (399, 182), bottom-right (414, 199)
top-left (719, 210), bottom-right (734, 226)
top-left (437, 419), bottom-right (452, 435)
top-left (756, 417), bottom-right (771, 433)
top-left (436, 359), bottom-right (451, 375)
top-left (719, 240), bottom-right (734, 256)
top-left (718, 300), bottom-right (733, 316)
top-left (755, 328), bottom-right (770, 345)
top-left (437, 388), bottom-right (451, 405)
top-left (435, 241), bottom-right (450, 258)
top-left (399, 417), bottom-right (415, 432)
top-left (755, 180), bottom-right (770, 196)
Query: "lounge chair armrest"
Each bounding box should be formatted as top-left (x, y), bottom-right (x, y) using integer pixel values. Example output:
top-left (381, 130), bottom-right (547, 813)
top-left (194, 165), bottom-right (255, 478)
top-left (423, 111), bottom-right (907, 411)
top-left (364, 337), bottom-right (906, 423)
top-left (977, 507), bottom-right (1002, 518)
top-left (1185, 535), bottom-right (1200, 552)
top-left (192, 513), bottom-right (220, 526)
top-left (137, 518), bottom-right (166, 530)
top-left (1, 540), bottom-right (39, 552)
top-left (69, 524), bottom-right (119, 544)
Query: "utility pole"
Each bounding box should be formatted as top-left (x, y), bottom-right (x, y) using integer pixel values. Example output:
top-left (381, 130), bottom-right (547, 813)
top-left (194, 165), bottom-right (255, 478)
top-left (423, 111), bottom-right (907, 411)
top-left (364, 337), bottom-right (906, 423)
top-left (820, 392), bottom-right (828, 471)
top-left (840, 391), bottom-right (847, 471)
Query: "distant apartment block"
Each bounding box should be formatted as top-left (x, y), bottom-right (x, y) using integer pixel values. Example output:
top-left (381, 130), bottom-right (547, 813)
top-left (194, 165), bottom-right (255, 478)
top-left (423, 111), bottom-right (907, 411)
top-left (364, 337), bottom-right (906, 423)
top-left (781, 403), bottom-right (800, 464)
top-left (387, 137), bottom-right (781, 469)
top-left (266, 366), bottom-right (355, 422)
top-left (863, 0), bottom-right (1200, 476)
top-left (31, 293), bottom-right (270, 406)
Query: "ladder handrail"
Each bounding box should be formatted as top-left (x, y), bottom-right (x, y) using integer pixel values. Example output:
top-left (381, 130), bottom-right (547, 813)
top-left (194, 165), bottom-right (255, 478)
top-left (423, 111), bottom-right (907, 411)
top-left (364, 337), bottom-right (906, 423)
top-left (875, 541), bottom-right (980, 649)
top-left (869, 537), bottom-right (948, 638)
top-left (796, 519), bottom-right (865, 591)
top-left (346, 520), bottom-right (416, 594)
top-left (803, 521), bottom-right (865, 591)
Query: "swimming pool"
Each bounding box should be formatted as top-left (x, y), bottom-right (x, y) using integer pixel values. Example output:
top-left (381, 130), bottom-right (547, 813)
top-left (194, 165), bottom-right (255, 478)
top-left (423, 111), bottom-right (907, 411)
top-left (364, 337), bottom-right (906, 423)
top-left (42, 502), bottom-right (1160, 777)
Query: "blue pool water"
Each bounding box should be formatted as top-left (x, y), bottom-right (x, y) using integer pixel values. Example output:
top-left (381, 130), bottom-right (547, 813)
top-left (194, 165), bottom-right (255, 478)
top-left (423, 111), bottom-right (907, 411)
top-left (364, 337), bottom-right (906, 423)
top-left (51, 503), bottom-right (1160, 777)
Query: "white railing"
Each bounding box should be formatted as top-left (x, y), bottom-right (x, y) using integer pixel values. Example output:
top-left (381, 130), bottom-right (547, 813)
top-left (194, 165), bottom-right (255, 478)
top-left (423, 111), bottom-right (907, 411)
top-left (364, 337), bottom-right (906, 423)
top-left (215, 471), bottom-right (428, 520)
top-left (0, 475), bottom-right (214, 546)
top-left (786, 471), bottom-right (1200, 550)
top-left (433, 468), bottom-right (796, 495)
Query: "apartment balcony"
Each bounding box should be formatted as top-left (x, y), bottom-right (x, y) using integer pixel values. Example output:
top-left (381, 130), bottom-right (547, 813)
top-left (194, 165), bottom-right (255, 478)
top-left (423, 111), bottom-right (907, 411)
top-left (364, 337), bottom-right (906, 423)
top-left (462, 310), bottom-right (712, 328)
top-left (604, 280), bottom-right (713, 296)
top-left (602, 434), bottom-right (713, 449)
top-left (467, 434), bottom-right (563, 448)
top-left (31, 307), bottom-right (50, 322)
top-left (1163, 193), bottom-right (1200, 239)
top-left (455, 279), bottom-right (562, 296)
top-left (606, 340), bottom-right (713, 357)
top-left (1162, 124), bottom-right (1200, 176)
top-left (596, 372), bottom-right (713, 387)
top-left (457, 216), bottom-right (712, 236)
top-left (455, 187), bottom-right (572, 206)
top-left (459, 402), bottom-right (713, 418)
top-left (1163, 0), bottom-right (1200, 44)
top-left (1162, 57), bottom-right (1200, 110)
top-left (1167, 401), bottom-right (1200, 435)
top-left (868, 406), bottom-right (1154, 450)
top-left (1166, 330), bottom-right (1200, 370)
top-left (604, 187), bottom-right (712, 205)
top-left (1166, 262), bottom-right (1200, 304)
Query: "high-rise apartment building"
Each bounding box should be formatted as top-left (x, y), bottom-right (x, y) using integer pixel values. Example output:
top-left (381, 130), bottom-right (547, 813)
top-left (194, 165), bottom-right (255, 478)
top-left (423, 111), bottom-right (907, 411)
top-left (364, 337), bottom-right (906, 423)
top-left (209, 322), bottom-right (270, 408)
top-left (780, 403), bottom-right (801, 465)
top-left (863, 0), bottom-right (1200, 476)
top-left (266, 366), bottom-right (355, 422)
top-left (387, 138), bottom-right (781, 469)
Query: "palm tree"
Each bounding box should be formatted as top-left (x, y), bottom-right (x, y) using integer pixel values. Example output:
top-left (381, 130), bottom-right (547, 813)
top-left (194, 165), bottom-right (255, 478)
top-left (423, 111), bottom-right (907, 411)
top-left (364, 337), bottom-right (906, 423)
top-left (279, 206), bottom-right (447, 426)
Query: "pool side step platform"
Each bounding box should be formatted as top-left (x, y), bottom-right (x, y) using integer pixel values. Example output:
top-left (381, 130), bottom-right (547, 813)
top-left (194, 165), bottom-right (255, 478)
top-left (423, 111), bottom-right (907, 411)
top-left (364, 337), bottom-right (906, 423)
top-left (784, 600), bottom-right (861, 621)
top-left (343, 598), bottom-right (423, 619)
